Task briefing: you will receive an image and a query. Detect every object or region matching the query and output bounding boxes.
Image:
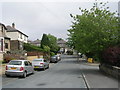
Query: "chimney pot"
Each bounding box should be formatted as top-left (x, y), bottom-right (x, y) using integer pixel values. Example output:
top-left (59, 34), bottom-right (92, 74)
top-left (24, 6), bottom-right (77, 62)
top-left (12, 23), bottom-right (15, 28)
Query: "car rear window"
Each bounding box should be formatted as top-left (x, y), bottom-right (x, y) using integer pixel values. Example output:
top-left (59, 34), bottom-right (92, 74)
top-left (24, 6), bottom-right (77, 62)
top-left (33, 60), bottom-right (43, 62)
top-left (9, 61), bottom-right (22, 65)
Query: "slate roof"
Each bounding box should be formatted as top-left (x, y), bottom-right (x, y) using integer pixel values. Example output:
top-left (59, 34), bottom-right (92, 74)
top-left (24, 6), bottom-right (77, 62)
top-left (6, 25), bottom-right (28, 37)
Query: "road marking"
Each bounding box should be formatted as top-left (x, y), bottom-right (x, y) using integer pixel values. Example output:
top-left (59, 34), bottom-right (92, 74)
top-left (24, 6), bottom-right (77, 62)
top-left (81, 72), bottom-right (90, 89)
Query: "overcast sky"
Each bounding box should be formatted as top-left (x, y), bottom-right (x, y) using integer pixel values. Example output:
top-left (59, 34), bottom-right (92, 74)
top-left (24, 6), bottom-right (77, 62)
top-left (1, 0), bottom-right (119, 41)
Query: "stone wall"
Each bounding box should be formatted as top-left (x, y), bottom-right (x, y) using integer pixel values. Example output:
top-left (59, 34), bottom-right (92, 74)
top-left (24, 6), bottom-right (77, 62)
top-left (99, 64), bottom-right (120, 79)
top-left (0, 53), bottom-right (3, 60)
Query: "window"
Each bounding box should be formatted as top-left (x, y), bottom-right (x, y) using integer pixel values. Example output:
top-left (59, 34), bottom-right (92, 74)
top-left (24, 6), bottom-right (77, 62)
top-left (5, 43), bottom-right (8, 49)
top-left (24, 61), bottom-right (28, 66)
top-left (28, 61), bottom-right (32, 66)
top-left (20, 33), bottom-right (22, 39)
top-left (0, 39), bottom-right (3, 51)
top-left (9, 61), bottom-right (22, 65)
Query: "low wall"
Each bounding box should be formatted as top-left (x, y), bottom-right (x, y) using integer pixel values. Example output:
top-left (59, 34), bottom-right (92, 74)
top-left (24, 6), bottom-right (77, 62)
top-left (27, 55), bottom-right (43, 61)
top-left (99, 64), bottom-right (120, 79)
top-left (0, 53), bottom-right (3, 61)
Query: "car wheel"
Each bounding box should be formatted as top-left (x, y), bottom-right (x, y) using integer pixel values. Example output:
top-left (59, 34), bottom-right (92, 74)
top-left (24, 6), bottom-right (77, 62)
top-left (5, 74), bottom-right (10, 77)
top-left (43, 66), bottom-right (45, 71)
top-left (23, 71), bottom-right (27, 78)
top-left (47, 65), bottom-right (49, 69)
top-left (32, 70), bottom-right (34, 74)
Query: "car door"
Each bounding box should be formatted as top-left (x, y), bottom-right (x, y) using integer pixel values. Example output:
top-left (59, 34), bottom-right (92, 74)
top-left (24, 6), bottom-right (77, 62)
top-left (44, 59), bottom-right (47, 68)
top-left (27, 61), bottom-right (33, 73)
top-left (24, 61), bottom-right (30, 74)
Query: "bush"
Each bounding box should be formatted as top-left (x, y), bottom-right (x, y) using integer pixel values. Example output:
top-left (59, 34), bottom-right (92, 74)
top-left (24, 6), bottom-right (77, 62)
top-left (102, 46), bottom-right (120, 67)
top-left (50, 52), bottom-right (55, 56)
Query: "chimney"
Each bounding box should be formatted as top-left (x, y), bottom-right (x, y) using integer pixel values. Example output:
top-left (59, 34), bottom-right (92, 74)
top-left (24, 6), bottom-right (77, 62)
top-left (12, 23), bottom-right (15, 28)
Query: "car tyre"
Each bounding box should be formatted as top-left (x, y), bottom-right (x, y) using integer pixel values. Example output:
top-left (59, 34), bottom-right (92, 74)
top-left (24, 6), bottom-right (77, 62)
top-left (23, 71), bottom-right (27, 78)
top-left (5, 74), bottom-right (10, 77)
top-left (47, 65), bottom-right (49, 69)
top-left (43, 66), bottom-right (45, 71)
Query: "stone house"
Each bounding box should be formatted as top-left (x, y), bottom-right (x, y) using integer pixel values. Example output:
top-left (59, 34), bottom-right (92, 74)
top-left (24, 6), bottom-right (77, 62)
top-left (0, 23), bottom-right (11, 60)
top-left (57, 39), bottom-right (68, 54)
top-left (6, 23), bottom-right (28, 51)
top-left (28, 39), bottom-right (41, 47)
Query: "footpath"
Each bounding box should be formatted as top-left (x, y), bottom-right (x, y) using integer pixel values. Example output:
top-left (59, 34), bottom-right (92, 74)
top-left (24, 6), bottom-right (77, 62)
top-left (80, 61), bottom-right (120, 89)
top-left (0, 64), bottom-right (6, 76)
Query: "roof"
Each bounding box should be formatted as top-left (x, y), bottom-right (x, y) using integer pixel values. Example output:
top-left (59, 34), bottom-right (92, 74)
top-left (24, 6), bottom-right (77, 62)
top-left (32, 39), bottom-right (41, 44)
top-left (0, 23), bottom-right (7, 30)
top-left (6, 25), bottom-right (28, 37)
top-left (57, 39), bottom-right (66, 44)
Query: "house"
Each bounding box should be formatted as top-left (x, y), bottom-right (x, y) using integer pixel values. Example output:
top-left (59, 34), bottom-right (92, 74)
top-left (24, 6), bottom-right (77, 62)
top-left (0, 23), bottom-right (11, 60)
top-left (28, 39), bottom-right (41, 47)
top-left (6, 23), bottom-right (28, 51)
top-left (57, 39), bottom-right (68, 54)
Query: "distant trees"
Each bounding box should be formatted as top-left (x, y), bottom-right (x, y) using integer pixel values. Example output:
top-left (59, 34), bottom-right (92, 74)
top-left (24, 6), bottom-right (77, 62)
top-left (67, 1), bottom-right (120, 62)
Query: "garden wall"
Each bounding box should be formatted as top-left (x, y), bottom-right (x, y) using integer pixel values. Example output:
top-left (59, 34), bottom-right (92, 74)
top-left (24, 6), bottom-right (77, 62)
top-left (99, 64), bottom-right (120, 79)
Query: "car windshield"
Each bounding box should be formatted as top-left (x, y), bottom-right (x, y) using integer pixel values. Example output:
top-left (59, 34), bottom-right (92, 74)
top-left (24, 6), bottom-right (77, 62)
top-left (9, 61), bottom-right (22, 65)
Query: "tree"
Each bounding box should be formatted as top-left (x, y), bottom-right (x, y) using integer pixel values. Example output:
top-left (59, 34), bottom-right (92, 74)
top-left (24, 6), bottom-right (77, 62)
top-left (67, 1), bottom-right (119, 61)
top-left (47, 34), bottom-right (60, 54)
top-left (41, 34), bottom-right (50, 48)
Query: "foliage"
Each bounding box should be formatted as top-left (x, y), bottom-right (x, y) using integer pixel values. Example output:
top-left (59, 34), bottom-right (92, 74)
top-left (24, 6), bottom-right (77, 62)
top-left (24, 43), bottom-right (43, 52)
top-left (41, 34), bottom-right (50, 48)
top-left (47, 34), bottom-right (60, 54)
top-left (50, 52), bottom-right (55, 56)
top-left (42, 45), bottom-right (50, 53)
top-left (67, 1), bottom-right (119, 61)
top-left (102, 46), bottom-right (120, 67)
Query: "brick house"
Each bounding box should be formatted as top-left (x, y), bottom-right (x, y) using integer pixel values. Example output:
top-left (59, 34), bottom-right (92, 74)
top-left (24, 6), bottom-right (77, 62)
top-left (0, 23), bottom-right (11, 60)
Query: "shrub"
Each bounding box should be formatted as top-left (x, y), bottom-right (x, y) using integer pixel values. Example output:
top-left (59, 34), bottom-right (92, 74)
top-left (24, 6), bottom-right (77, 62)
top-left (50, 52), bottom-right (55, 56)
top-left (102, 46), bottom-right (120, 67)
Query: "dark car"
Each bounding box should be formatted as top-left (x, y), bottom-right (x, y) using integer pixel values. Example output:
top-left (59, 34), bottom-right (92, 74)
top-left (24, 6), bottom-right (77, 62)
top-left (50, 55), bottom-right (58, 63)
top-left (55, 55), bottom-right (61, 61)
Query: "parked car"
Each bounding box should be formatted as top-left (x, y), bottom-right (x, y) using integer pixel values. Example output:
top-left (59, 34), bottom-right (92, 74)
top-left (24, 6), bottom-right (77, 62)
top-left (55, 55), bottom-right (61, 61)
top-left (32, 58), bottom-right (49, 70)
top-left (5, 60), bottom-right (34, 78)
top-left (50, 55), bottom-right (58, 63)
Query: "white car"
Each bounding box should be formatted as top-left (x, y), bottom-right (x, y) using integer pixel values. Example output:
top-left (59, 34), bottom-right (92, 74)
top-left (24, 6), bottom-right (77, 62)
top-left (5, 60), bottom-right (34, 78)
top-left (32, 58), bottom-right (49, 70)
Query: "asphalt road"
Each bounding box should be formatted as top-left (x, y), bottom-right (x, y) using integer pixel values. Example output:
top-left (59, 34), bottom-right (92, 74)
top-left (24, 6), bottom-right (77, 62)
top-left (2, 55), bottom-right (87, 88)
top-left (2, 55), bottom-right (119, 89)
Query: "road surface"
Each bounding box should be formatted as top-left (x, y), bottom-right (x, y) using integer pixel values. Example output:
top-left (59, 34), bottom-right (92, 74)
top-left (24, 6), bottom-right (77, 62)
top-left (2, 55), bottom-right (119, 89)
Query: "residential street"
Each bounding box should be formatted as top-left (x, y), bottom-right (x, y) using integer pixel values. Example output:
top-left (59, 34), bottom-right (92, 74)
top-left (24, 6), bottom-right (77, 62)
top-left (2, 55), bottom-right (120, 89)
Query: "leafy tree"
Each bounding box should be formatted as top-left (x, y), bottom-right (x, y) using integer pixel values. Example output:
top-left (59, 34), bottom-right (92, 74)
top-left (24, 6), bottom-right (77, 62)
top-left (67, 1), bottom-right (119, 61)
top-left (47, 34), bottom-right (60, 54)
top-left (41, 34), bottom-right (50, 48)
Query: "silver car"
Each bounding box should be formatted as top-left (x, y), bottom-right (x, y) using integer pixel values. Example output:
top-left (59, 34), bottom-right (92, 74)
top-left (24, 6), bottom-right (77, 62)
top-left (32, 58), bottom-right (49, 70)
top-left (5, 60), bottom-right (34, 78)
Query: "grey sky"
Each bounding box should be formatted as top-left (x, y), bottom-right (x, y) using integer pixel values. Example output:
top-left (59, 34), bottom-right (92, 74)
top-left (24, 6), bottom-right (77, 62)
top-left (1, 0), bottom-right (119, 40)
